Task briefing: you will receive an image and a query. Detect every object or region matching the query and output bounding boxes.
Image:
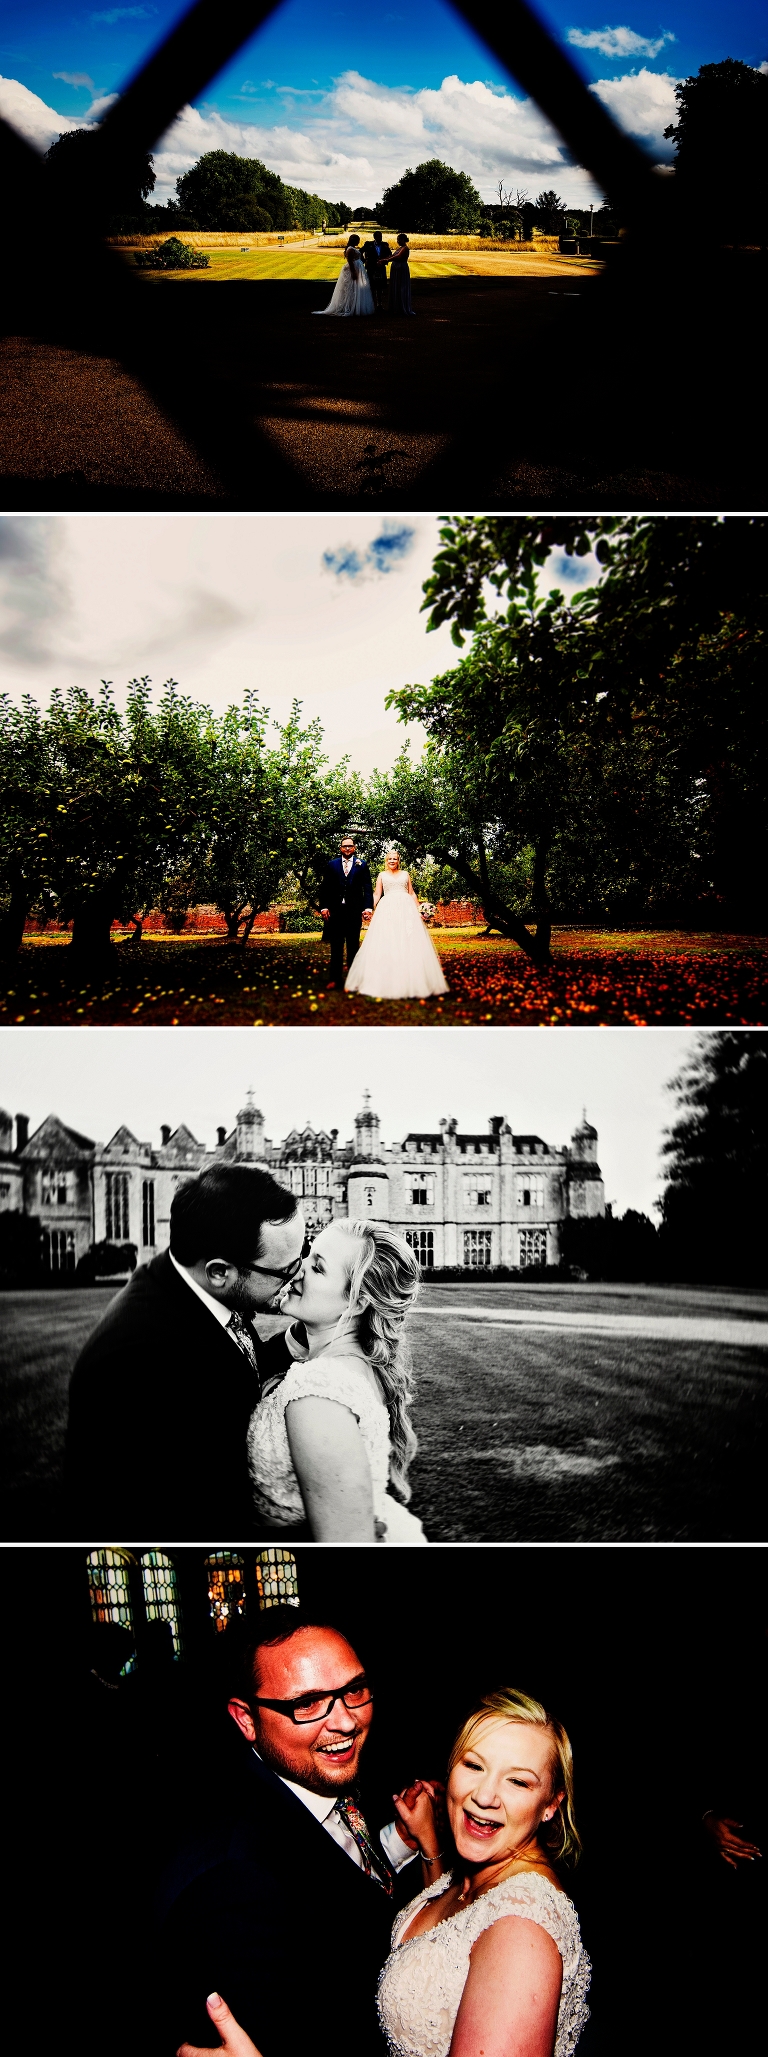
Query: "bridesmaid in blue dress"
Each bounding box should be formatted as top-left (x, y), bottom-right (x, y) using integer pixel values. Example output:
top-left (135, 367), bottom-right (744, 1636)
top-left (389, 232), bottom-right (415, 315)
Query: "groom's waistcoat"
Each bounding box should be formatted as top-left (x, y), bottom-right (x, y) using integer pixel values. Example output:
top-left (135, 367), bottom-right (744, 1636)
top-left (64, 1250), bottom-right (290, 1540)
top-left (157, 1751), bottom-right (394, 2057)
top-left (322, 855), bottom-right (373, 914)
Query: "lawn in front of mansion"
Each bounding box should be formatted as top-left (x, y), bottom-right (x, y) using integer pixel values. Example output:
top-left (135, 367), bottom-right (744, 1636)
top-left (2, 1280), bottom-right (766, 1542)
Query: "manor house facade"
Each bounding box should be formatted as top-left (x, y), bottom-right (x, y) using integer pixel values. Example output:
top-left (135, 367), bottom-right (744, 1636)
top-left (0, 1089), bottom-right (605, 1276)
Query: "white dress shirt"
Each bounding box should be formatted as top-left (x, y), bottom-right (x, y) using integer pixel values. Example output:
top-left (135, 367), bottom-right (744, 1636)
top-left (254, 1751), bottom-right (416, 1873)
top-left (342, 854), bottom-right (354, 877)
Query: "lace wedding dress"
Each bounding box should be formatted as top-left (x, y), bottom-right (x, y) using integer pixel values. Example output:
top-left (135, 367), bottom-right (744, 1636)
top-left (345, 871), bottom-right (448, 998)
top-left (313, 252), bottom-right (375, 317)
top-left (377, 1869), bottom-right (591, 2057)
top-left (247, 1336), bottom-right (426, 1543)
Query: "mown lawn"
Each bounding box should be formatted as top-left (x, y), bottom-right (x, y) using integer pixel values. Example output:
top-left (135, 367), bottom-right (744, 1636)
top-left (2, 1283), bottom-right (765, 1542)
top-left (128, 249), bottom-right (598, 283)
top-left (2, 928), bottom-right (766, 1026)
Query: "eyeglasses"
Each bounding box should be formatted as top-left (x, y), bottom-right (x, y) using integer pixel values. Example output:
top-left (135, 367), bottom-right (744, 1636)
top-left (244, 1235), bottom-right (313, 1283)
top-left (251, 1675), bottom-right (373, 1724)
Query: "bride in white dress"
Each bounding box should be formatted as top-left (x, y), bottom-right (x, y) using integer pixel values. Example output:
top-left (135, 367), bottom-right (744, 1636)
top-left (313, 233), bottom-right (375, 317)
top-left (346, 849), bottom-right (448, 999)
top-left (179, 1686), bottom-right (590, 2057)
top-left (247, 1219), bottom-right (426, 1543)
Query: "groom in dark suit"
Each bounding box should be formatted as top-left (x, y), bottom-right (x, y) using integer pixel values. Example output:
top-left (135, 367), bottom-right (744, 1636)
top-left (158, 1610), bottom-right (426, 2056)
top-left (362, 228), bottom-right (392, 309)
top-left (320, 833), bottom-right (374, 989)
top-left (64, 1165), bottom-right (307, 1540)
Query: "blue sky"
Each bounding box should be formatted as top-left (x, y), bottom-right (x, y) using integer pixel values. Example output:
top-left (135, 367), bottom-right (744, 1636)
top-left (2, 3), bottom-right (766, 204)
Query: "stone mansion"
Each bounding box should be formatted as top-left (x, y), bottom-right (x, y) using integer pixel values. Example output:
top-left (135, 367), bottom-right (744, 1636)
top-left (0, 1089), bottom-right (605, 1276)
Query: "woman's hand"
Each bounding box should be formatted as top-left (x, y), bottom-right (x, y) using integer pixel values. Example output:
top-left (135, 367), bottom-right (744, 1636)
top-left (177, 1993), bottom-right (262, 2057)
top-left (393, 1778), bottom-right (447, 1865)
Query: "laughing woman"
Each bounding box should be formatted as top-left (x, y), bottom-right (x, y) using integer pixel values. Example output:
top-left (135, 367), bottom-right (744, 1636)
top-left (247, 1219), bottom-right (426, 1543)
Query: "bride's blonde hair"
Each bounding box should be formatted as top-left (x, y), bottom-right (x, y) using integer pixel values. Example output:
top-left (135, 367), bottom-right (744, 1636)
top-left (335, 1220), bottom-right (420, 1502)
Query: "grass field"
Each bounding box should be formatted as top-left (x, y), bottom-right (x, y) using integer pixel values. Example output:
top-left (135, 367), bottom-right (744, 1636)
top-left (3, 928), bottom-right (766, 1026)
top-left (2, 1281), bottom-right (766, 1541)
top-left (128, 247), bottom-right (599, 283)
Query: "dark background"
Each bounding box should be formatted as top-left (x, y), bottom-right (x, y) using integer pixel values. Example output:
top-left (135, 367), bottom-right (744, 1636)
top-left (8, 1544), bottom-right (766, 2055)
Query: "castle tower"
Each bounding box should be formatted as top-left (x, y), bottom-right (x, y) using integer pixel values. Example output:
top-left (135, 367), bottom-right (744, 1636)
top-left (353, 1088), bottom-right (381, 1161)
top-left (236, 1089), bottom-right (265, 1161)
top-left (569, 1110), bottom-right (598, 1164)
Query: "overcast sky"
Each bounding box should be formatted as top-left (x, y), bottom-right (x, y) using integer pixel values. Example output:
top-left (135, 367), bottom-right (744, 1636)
top-left (0, 1025), bottom-right (701, 1216)
top-left (0, 514), bottom-right (599, 773)
top-left (2, 3), bottom-right (765, 208)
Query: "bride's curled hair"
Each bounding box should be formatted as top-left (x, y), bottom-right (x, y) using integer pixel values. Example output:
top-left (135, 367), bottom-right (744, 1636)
top-left (337, 1220), bottom-right (420, 1503)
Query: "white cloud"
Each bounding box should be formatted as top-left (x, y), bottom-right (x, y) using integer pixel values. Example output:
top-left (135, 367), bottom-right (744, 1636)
top-left (1, 63), bottom-right (681, 205)
top-left (589, 67), bottom-right (679, 153)
top-left (567, 26), bottom-right (675, 60)
top-left (52, 70), bottom-right (95, 89)
top-left (0, 74), bottom-right (88, 152)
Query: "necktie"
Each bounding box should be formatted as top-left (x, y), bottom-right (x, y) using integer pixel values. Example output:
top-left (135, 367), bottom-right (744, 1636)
top-left (227, 1311), bottom-right (261, 1390)
top-left (335, 1795), bottom-right (394, 1895)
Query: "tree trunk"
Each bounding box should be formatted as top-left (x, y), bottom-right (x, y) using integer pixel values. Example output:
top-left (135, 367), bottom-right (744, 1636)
top-left (69, 887), bottom-right (120, 960)
top-left (438, 841), bottom-right (553, 966)
top-left (0, 865), bottom-right (31, 957)
top-left (531, 838), bottom-right (553, 958)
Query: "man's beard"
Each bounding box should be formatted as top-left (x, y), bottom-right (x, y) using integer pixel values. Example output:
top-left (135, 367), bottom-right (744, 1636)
top-left (228, 1270), bottom-right (280, 1317)
top-left (257, 1726), bottom-right (363, 1794)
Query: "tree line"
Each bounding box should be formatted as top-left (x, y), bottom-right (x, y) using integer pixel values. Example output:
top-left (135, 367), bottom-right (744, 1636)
top-left (1, 517), bottom-right (764, 968)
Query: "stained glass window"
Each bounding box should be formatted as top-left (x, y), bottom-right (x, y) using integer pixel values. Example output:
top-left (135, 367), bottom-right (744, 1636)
top-left (140, 1551), bottom-right (183, 1657)
top-left (406, 1229), bottom-right (434, 1267)
top-left (205, 1551), bottom-right (246, 1632)
top-left (255, 1549), bottom-right (299, 1610)
top-left (106, 1170), bottom-right (130, 1241)
top-left (463, 1228), bottom-right (492, 1268)
top-left (519, 1228), bottom-right (548, 1268)
top-left (86, 1547), bottom-right (135, 1631)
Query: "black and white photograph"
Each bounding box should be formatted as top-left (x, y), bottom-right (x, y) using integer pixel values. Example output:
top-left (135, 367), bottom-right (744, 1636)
top-left (1, 1023), bottom-right (765, 1545)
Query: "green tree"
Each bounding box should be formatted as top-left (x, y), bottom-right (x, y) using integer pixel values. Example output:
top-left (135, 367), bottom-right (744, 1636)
top-left (535, 189), bottom-right (564, 231)
top-left (380, 160), bottom-right (482, 232)
top-left (45, 128), bottom-right (155, 230)
top-left (0, 679), bottom-right (216, 962)
top-left (663, 59), bottom-right (768, 245)
top-left (415, 517), bottom-right (768, 923)
top-left (659, 1033), bottom-right (768, 1282)
top-left (173, 151), bottom-right (296, 230)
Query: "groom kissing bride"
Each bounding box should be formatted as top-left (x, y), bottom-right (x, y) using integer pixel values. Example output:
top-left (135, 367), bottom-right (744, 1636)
top-left (159, 1608), bottom-right (591, 2057)
top-left (65, 1160), bottom-right (426, 1544)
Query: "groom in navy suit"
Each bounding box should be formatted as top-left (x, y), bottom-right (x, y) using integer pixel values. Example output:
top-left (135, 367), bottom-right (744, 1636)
top-left (320, 833), bottom-right (374, 989)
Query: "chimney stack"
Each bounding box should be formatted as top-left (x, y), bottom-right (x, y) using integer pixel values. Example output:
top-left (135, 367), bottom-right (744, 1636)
top-left (217, 1126), bottom-right (226, 1148)
top-left (16, 1113), bottom-right (29, 1154)
top-left (161, 1124), bottom-right (171, 1146)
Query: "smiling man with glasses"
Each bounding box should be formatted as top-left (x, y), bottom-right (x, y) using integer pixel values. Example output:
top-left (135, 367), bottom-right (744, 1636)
top-left (159, 1611), bottom-right (424, 2057)
top-left (65, 1165), bottom-right (305, 1540)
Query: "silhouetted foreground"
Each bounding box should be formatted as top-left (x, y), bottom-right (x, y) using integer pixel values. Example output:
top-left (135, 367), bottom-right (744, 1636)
top-left (2, 261), bottom-right (765, 510)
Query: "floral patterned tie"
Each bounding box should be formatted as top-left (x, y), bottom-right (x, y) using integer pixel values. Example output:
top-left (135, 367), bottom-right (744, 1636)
top-left (335, 1794), bottom-right (395, 1895)
top-left (227, 1311), bottom-right (261, 1386)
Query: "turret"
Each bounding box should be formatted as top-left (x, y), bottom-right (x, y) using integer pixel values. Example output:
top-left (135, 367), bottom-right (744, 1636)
top-left (353, 1088), bottom-right (380, 1161)
top-left (237, 1089), bottom-right (265, 1160)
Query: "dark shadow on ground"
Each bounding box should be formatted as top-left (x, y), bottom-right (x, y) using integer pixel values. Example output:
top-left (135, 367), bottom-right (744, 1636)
top-left (2, 254), bottom-right (766, 509)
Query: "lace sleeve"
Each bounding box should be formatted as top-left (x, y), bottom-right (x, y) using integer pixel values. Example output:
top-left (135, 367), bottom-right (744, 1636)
top-left (277, 1356), bottom-right (378, 1425)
